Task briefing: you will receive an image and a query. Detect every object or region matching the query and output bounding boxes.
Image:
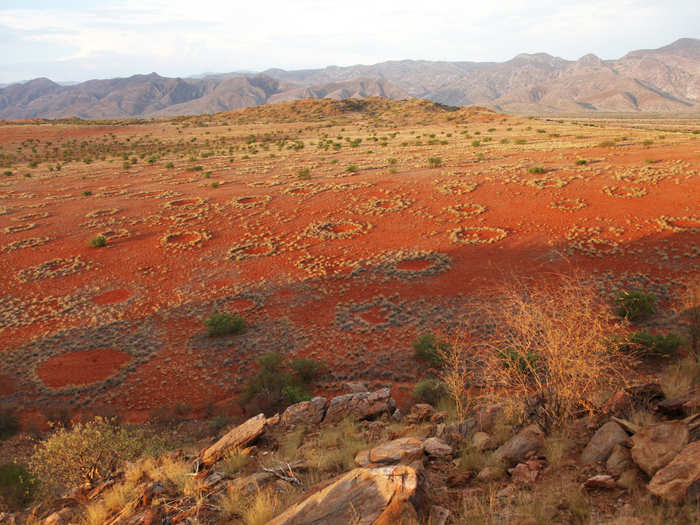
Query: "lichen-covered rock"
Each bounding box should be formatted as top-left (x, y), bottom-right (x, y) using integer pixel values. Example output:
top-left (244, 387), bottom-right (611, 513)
top-left (355, 437), bottom-right (425, 467)
top-left (581, 421), bottom-right (629, 464)
top-left (630, 421), bottom-right (688, 476)
top-left (648, 441), bottom-right (700, 503)
top-left (423, 437), bottom-right (453, 458)
top-left (201, 413), bottom-right (266, 466)
top-left (281, 397), bottom-right (327, 426)
top-left (267, 465), bottom-right (418, 525)
top-left (324, 388), bottom-right (395, 423)
top-left (493, 425), bottom-right (544, 466)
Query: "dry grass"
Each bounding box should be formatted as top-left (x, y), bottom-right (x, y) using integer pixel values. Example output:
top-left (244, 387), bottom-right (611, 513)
top-left (219, 448), bottom-right (251, 477)
top-left (82, 481), bottom-right (137, 525)
top-left (660, 357), bottom-right (700, 399)
top-left (482, 276), bottom-right (631, 430)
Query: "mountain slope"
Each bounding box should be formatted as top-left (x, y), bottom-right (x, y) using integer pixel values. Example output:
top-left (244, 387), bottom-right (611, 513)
top-left (1, 38), bottom-right (699, 119)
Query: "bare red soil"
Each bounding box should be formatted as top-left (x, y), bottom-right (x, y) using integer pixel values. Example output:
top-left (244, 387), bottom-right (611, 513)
top-left (0, 100), bottom-right (698, 421)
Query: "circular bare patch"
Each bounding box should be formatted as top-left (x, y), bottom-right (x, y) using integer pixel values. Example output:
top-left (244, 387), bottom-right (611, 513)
top-left (37, 349), bottom-right (131, 388)
top-left (549, 198), bottom-right (587, 211)
top-left (4, 223), bottom-right (37, 234)
top-left (92, 289), bottom-right (132, 305)
top-left (160, 230), bottom-right (211, 249)
top-left (2, 236), bottom-right (51, 253)
top-left (435, 181), bottom-right (478, 195)
top-left (447, 203), bottom-right (487, 218)
top-left (11, 211), bottom-right (49, 222)
top-left (228, 239), bottom-right (277, 260)
top-left (232, 195), bottom-right (272, 209)
top-left (16, 256), bottom-right (91, 282)
top-left (356, 197), bottom-right (412, 215)
top-left (450, 226), bottom-right (508, 245)
top-left (603, 185), bottom-right (647, 198)
top-left (165, 197), bottom-right (207, 210)
top-left (305, 220), bottom-right (371, 240)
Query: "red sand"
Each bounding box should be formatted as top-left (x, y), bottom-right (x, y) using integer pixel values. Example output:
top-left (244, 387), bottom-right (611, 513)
top-left (1, 106), bottom-right (698, 420)
top-left (37, 349), bottom-right (131, 388)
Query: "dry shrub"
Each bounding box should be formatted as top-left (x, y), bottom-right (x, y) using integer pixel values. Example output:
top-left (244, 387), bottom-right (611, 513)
top-left (483, 276), bottom-right (630, 430)
top-left (435, 333), bottom-right (477, 421)
top-left (679, 278), bottom-right (700, 360)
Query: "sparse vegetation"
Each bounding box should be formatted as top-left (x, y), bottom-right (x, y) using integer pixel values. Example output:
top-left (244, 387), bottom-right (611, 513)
top-left (205, 312), bottom-right (245, 336)
top-left (615, 289), bottom-right (656, 322)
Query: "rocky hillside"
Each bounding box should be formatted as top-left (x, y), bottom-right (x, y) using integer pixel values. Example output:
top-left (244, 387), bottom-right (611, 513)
top-left (1, 38), bottom-right (699, 119)
top-left (0, 75), bottom-right (406, 120)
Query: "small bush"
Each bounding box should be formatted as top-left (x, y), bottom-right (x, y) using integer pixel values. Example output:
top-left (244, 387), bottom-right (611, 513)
top-left (495, 347), bottom-right (540, 375)
top-left (0, 411), bottom-right (19, 441)
top-left (243, 353), bottom-right (327, 414)
top-left (575, 159), bottom-right (587, 165)
top-left (165, 162), bottom-right (174, 169)
top-left (0, 464), bottom-right (36, 510)
top-left (28, 417), bottom-right (166, 496)
top-left (345, 164), bottom-right (358, 173)
top-left (615, 289), bottom-right (656, 322)
top-left (428, 157), bottom-right (442, 168)
top-left (528, 166), bottom-right (545, 174)
top-left (471, 140), bottom-right (481, 147)
top-left (82, 190), bottom-right (92, 196)
top-left (413, 378), bottom-right (447, 405)
top-left (89, 235), bottom-right (107, 248)
top-left (412, 333), bottom-right (450, 368)
top-left (205, 313), bottom-right (245, 337)
top-left (296, 168), bottom-right (311, 180)
top-left (289, 358), bottom-right (327, 383)
top-left (629, 331), bottom-right (684, 357)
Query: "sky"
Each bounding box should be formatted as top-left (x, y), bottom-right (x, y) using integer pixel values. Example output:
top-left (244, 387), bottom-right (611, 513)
top-left (1, 0), bottom-right (698, 84)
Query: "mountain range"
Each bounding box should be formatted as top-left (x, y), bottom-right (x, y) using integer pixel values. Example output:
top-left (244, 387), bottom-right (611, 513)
top-left (1, 38), bottom-right (699, 119)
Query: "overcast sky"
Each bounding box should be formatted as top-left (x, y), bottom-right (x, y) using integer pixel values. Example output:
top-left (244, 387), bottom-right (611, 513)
top-left (1, 0), bottom-right (698, 84)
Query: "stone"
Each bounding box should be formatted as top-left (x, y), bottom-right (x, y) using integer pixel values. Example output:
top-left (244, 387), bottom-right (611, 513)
top-left (428, 505), bottom-right (450, 525)
top-left (648, 441), bottom-right (700, 503)
top-left (405, 403), bottom-right (435, 424)
top-left (509, 463), bottom-right (539, 485)
top-left (392, 409), bottom-right (403, 422)
top-left (324, 388), bottom-right (395, 423)
top-left (446, 471), bottom-right (474, 488)
top-left (225, 472), bottom-right (276, 497)
top-left (472, 431), bottom-right (497, 451)
top-left (267, 465), bottom-right (418, 525)
top-left (281, 397), bottom-right (327, 427)
top-left (343, 381), bottom-right (367, 393)
top-left (630, 421), bottom-right (689, 476)
top-left (201, 413), bottom-right (266, 466)
top-left (476, 466), bottom-right (503, 482)
top-left (582, 474), bottom-right (617, 490)
top-left (430, 411), bottom-right (449, 424)
top-left (493, 425), bottom-right (544, 466)
top-left (656, 395), bottom-right (691, 417)
top-left (368, 437), bottom-right (425, 465)
top-left (423, 437), bottom-right (453, 458)
top-left (606, 444), bottom-right (632, 476)
top-left (581, 421), bottom-right (629, 464)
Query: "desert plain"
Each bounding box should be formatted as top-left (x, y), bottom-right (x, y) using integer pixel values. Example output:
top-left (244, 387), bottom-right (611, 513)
top-left (1, 98), bottom-right (698, 424)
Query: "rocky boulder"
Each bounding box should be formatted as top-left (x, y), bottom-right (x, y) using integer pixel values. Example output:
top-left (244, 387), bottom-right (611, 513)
top-left (648, 441), bottom-right (700, 503)
top-left (581, 421), bottom-right (629, 464)
top-left (493, 425), bottom-right (544, 466)
top-left (201, 413), bottom-right (267, 466)
top-left (423, 437), bottom-right (453, 458)
top-left (281, 397), bottom-right (327, 426)
top-left (630, 421), bottom-right (689, 477)
top-left (606, 443), bottom-right (632, 476)
top-left (324, 388), bottom-right (395, 423)
top-left (267, 465), bottom-right (418, 525)
top-left (355, 437), bottom-right (424, 467)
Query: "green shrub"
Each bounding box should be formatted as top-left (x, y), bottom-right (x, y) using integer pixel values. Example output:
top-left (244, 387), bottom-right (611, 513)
top-left (205, 313), bottom-right (245, 337)
top-left (428, 157), bottom-right (442, 168)
top-left (296, 168), bottom-right (311, 180)
top-left (412, 333), bottom-right (450, 368)
top-left (289, 358), bottom-right (327, 383)
top-left (413, 379), bottom-right (448, 405)
top-left (165, 162), bottom-right (174, 169)
top-left (496, 347), bottom-right (540, 375)
top-left (346, 164), bottom-right (358, 173)
top-left (0, 411), bottom-right (19, 441)
top-left (243, 353), bottom-right (327, 414)
top-left (471, 140), bottom-right (481, 147)
top-left (629, 331), bottom-right (684, 357)
top-left (82, 190), bottom-right (92, 196)
top-left (28, 417), bottom-right (166, 496)
top-left (575, 159), bottom-right (587, 165)
top-left (528, 166), bottom-right (545, 174)
top-left (615, 289), bottom-right (656, 322)
top-left (89, 235), bottom-right (106, 248)
top-left (0, 464), bottom-right (35, 510)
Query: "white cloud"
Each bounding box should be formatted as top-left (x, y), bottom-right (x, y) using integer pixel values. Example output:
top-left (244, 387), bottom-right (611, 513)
top-left (0, 0), bottom-right (697, 83)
